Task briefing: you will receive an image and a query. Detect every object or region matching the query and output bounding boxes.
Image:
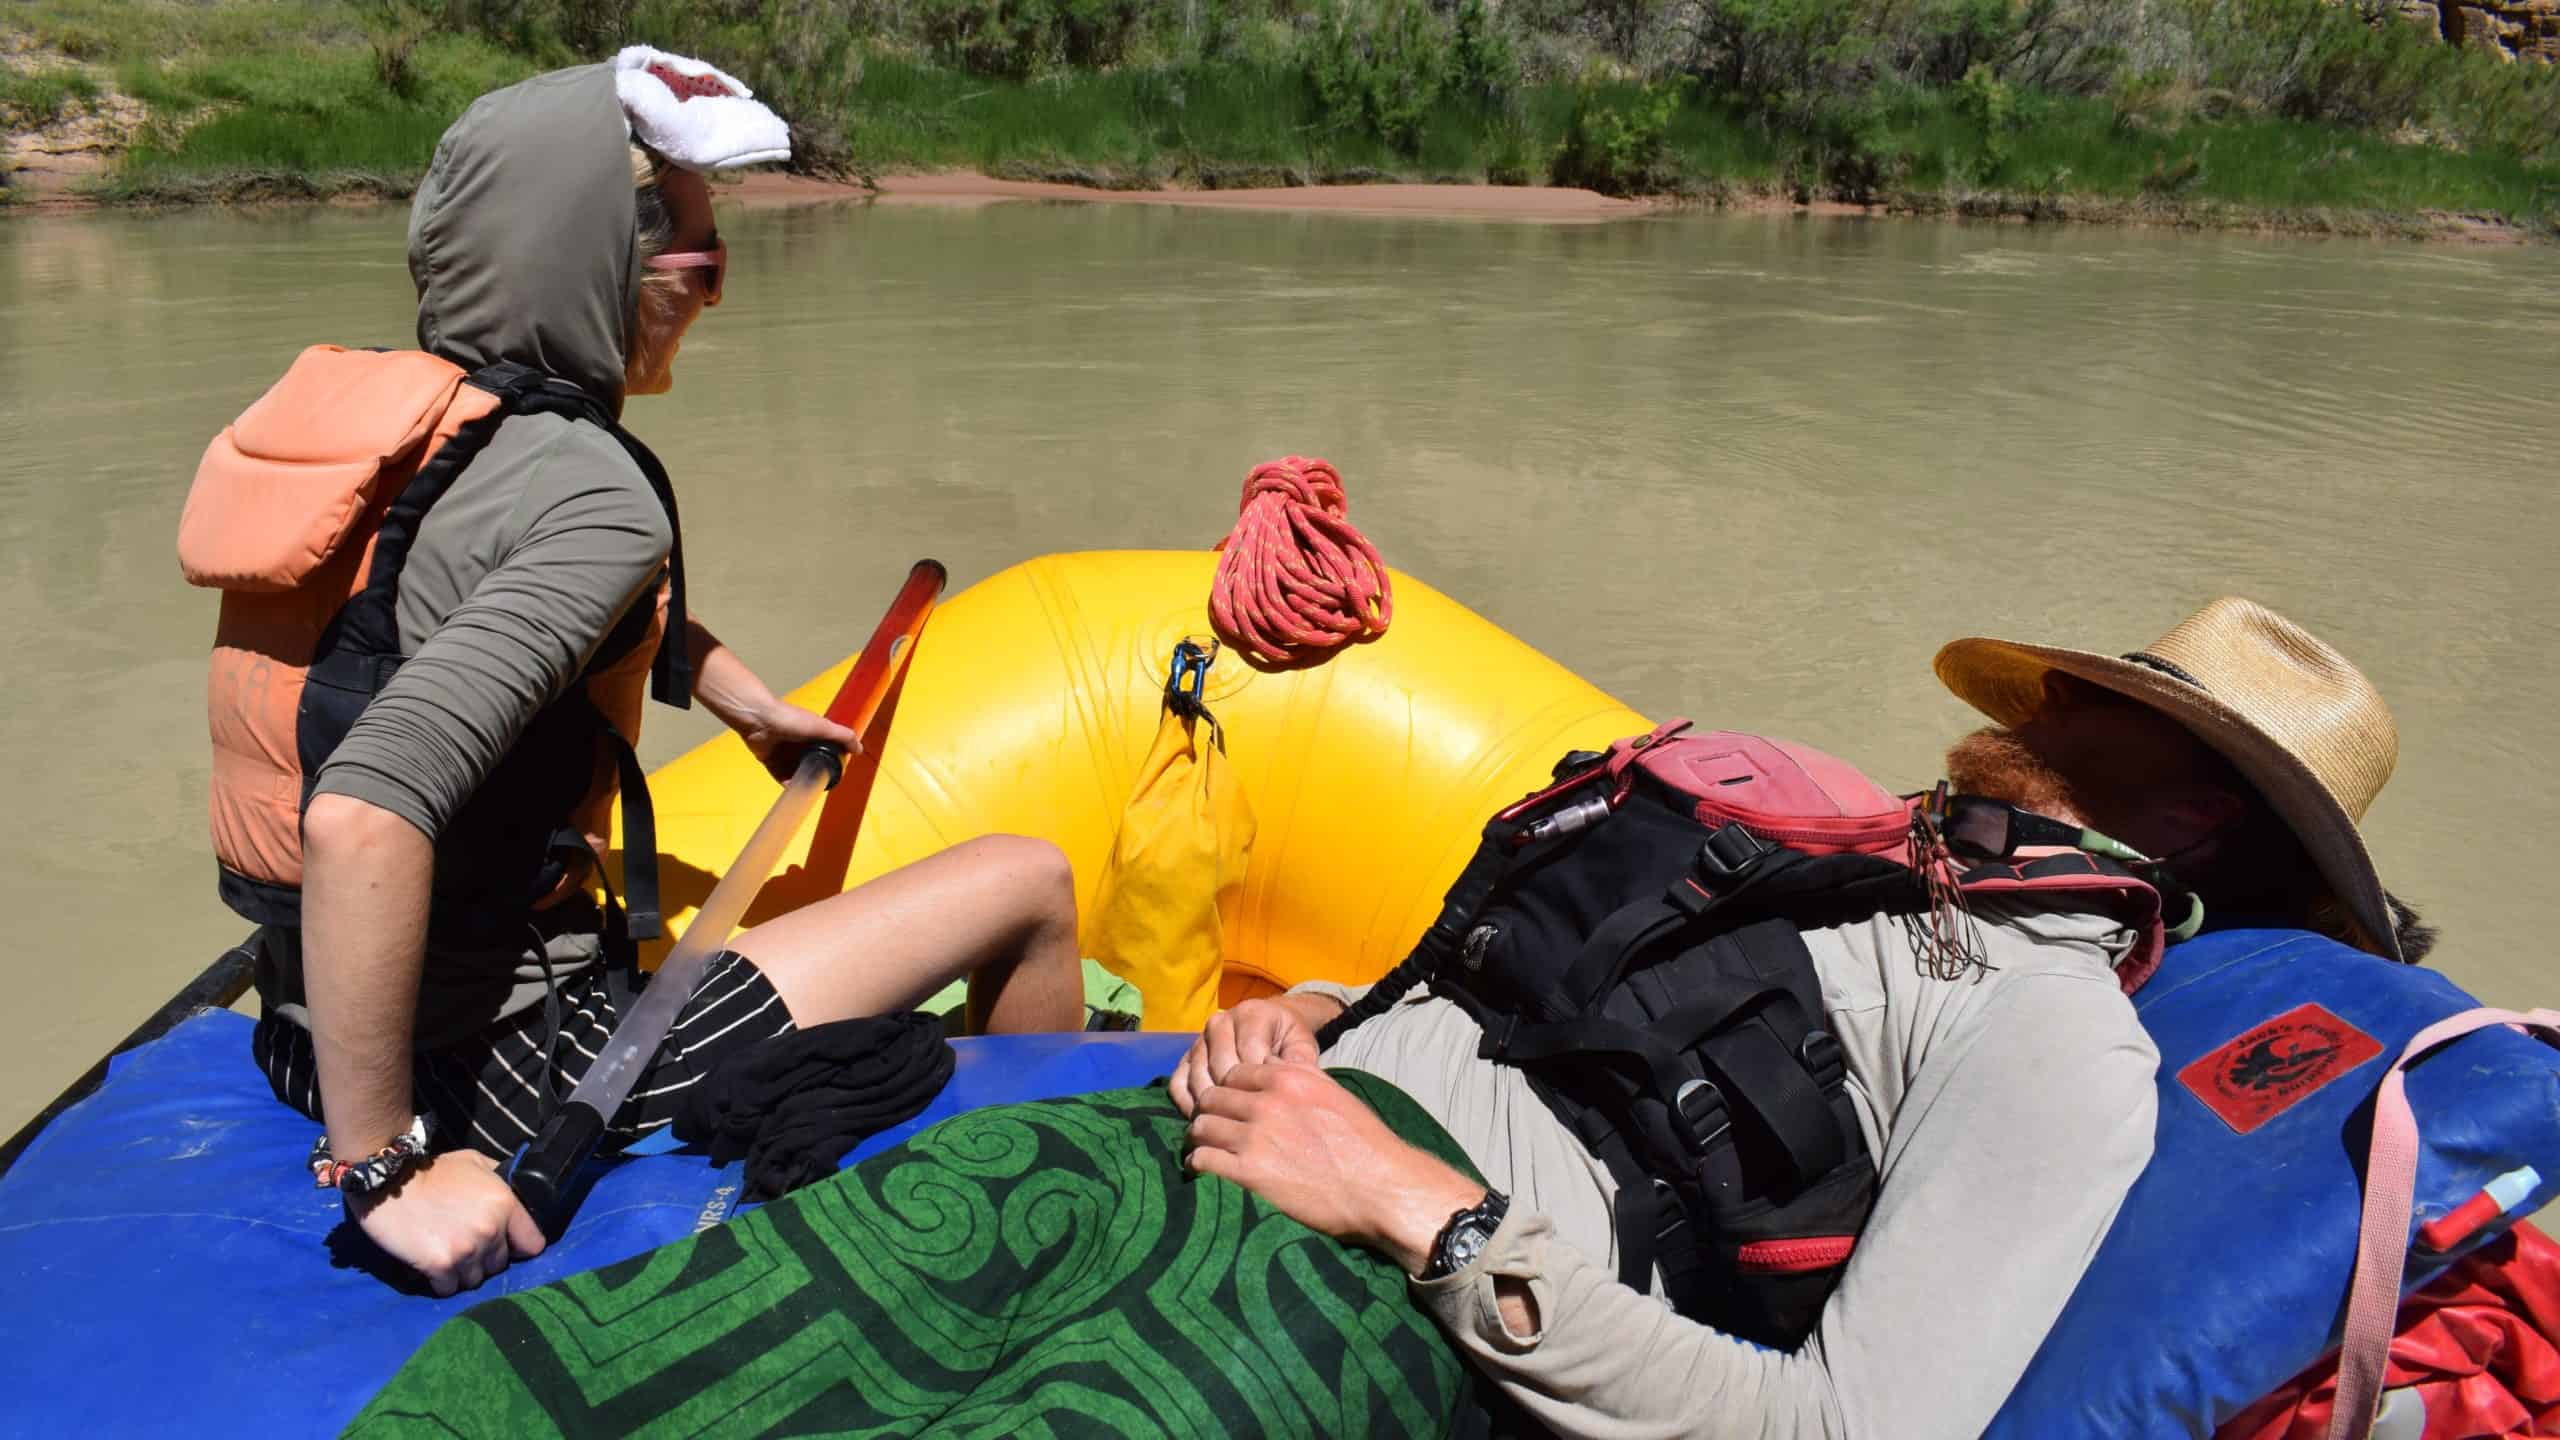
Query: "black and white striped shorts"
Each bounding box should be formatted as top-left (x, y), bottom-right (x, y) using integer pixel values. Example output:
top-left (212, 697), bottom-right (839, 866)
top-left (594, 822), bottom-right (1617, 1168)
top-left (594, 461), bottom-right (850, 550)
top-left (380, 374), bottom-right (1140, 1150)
top-left (252, 949), bottom-right (796, 1161)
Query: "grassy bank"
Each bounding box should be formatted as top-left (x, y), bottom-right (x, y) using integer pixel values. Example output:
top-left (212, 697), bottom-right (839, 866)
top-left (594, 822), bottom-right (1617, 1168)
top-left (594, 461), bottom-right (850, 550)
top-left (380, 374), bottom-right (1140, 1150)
top-left (836, 53), bottom-right (2559, 227)
top-left (3, 0), bottom-right (2556, 235)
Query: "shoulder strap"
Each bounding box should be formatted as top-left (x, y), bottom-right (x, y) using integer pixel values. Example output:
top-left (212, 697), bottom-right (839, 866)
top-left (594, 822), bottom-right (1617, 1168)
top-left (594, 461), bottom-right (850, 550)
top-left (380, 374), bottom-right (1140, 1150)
top-left (320, 365), bottom-right (536, 664)
top-left (482, 365), bottom-right (692, 710)
top-left (1314, 814), bottom-right (1532, 1049)
top-left (2326, 1007), bottom-right (2560, 1440)
top-left (1956, 850), bottom-right (2167, 993)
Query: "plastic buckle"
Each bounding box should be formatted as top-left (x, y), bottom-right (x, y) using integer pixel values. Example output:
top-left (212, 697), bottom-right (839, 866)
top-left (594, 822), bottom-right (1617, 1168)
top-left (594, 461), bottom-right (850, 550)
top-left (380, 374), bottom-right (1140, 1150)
top-left (1800, 1029), bottom-right (1845, 1089)
top-left (1673, 1078), bottom-right (1731, 1154)
top-left (1650, 1178), bottom-right (1688, 1244)
top-left (1696, 824), bottom-right (1773, 883)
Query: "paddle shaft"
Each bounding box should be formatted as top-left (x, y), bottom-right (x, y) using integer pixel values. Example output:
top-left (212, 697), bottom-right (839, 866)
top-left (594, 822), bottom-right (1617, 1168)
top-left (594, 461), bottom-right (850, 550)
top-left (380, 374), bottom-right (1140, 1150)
top-left (508, 560), bottom-right (947, 1228)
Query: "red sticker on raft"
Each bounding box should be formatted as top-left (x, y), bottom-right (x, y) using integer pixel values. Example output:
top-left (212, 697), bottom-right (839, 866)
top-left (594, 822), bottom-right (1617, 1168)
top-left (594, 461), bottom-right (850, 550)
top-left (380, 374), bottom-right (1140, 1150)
top-left (2179, 1003), bottom-right (2384, 1136)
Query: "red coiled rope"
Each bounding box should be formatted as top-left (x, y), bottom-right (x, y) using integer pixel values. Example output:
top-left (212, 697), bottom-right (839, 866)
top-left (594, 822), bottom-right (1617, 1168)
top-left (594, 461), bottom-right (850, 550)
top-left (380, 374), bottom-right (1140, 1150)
top-left (1209, 456), bottom-right (1393, 670)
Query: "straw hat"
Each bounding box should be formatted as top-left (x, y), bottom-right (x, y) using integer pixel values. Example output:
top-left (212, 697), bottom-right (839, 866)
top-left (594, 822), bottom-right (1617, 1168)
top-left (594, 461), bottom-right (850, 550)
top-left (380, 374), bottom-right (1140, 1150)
top-left (1934, 597), bottom-right (2403, 962)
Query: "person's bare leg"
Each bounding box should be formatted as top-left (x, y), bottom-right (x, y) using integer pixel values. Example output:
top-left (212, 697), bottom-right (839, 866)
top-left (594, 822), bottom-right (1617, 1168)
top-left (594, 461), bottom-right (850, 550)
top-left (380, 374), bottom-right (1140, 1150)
top-left (726, 834), bottom-right (1083, 1034)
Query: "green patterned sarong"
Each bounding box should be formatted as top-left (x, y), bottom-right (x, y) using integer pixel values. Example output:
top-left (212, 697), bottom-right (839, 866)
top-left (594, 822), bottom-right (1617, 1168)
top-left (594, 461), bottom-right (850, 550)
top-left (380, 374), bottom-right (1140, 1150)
top-left (351, 1071), bottom-right (1475, 1438)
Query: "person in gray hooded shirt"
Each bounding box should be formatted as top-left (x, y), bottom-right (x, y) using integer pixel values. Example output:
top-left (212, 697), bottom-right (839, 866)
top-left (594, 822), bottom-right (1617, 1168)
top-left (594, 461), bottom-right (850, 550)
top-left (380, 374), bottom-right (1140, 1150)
top-left (259, 63), bottom-right (1087, 1299)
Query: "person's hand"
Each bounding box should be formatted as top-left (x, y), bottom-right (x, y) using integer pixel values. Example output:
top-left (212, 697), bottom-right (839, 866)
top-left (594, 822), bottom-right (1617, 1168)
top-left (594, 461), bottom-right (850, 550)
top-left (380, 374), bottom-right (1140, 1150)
top-left (737, 700), bottom-right (861, 784)
top-left (1170, 998), bottom-right (1326, 1118)
top-left (348, 1149), bottom-right (546, 1297)
top-left (1184, 1062), bottom-right (1486, 1272)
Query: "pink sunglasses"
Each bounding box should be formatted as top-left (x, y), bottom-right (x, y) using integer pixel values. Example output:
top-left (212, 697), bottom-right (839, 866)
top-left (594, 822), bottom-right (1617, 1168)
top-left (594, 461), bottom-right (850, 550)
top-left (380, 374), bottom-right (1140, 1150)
top-left (645, 236), bottom-right (726, 306)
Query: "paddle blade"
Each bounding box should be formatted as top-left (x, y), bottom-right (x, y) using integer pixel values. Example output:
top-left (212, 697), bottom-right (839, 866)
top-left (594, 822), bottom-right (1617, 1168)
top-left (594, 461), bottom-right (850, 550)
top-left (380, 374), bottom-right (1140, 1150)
top-left (821, 560), bottom-right (947, 741)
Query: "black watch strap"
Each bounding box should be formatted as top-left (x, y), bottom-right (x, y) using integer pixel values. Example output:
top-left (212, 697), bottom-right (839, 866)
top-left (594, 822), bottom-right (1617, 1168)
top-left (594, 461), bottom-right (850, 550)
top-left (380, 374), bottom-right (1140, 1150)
top-left (1420, 1189), bottom-right (1510, 1281)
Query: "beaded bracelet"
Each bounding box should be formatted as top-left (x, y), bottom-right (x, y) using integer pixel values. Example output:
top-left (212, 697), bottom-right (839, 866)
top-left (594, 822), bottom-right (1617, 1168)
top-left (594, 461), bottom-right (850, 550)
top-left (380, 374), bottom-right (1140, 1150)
top-left (309, 1115), bottom-right (433, 1196)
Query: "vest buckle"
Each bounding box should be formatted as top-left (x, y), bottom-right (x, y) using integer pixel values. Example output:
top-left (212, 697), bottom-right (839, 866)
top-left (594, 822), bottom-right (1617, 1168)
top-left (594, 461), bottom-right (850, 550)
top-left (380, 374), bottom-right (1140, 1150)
top-left (1650, 1178), bottom-right (1689, 1245)
top-left (1800, 1029), bottom-right (1845, 1089)
top-left (1673, 1077), bottom-right (1732, 1154)
top-left (1697, 823), bottom-right (1773, 884)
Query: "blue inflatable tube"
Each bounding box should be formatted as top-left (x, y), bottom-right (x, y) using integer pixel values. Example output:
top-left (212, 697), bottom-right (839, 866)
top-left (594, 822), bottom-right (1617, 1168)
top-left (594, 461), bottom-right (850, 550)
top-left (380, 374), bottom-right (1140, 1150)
top-left (1989, 929), bottom-right (2560, 1435)
top-left (0, 929), bottom-right (2551, 1436)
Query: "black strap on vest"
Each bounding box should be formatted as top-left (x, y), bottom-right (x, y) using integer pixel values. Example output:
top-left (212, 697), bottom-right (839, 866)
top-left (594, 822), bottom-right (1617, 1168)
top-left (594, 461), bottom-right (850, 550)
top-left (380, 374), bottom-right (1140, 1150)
top-left (608, 421), bottom-right (692, 710)
top-left (463, 363), bottom-right (693, 709)
top-left (288, 361), bottom-right (684, 945)
top-left (1324, 785), bottom-right (1876, 1318)
top-left (463, 366), bottom-right (683, 939)
top-left (594, 717), bottom-right (661, 941)
top-left (1314, 814), bottom-right (1534, 1049)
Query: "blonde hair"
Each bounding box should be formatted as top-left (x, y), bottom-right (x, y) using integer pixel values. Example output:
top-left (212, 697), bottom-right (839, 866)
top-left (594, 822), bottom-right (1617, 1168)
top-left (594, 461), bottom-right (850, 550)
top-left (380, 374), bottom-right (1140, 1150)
top-left (628, 144), bottom-right (688, 374)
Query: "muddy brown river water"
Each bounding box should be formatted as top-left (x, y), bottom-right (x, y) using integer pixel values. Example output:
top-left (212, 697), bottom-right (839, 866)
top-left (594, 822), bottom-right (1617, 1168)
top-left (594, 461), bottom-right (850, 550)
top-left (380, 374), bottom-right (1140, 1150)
top-left (0, 194), bottom-right (2551, 1139)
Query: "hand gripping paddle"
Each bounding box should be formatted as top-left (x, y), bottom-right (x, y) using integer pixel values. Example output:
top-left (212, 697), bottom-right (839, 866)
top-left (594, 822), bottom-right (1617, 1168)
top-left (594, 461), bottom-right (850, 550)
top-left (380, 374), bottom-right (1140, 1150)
top-left (507, 559), bottom-right (948, 1232)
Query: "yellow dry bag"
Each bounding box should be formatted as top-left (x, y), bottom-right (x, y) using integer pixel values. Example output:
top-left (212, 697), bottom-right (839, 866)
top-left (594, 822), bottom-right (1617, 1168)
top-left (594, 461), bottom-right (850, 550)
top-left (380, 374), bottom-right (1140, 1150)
top-left (1089, 641), bottom-right (1256, 1032)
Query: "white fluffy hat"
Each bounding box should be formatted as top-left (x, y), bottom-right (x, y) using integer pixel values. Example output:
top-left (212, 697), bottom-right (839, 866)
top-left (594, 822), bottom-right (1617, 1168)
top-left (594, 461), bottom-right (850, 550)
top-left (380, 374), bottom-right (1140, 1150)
top-left (613, 46), bottom-right (792, 171)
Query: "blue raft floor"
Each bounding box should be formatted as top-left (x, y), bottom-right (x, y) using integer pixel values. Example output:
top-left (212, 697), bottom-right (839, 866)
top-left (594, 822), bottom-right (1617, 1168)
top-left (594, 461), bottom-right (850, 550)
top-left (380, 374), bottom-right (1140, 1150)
top-left (0, 929), bottom-right (2553, 1437)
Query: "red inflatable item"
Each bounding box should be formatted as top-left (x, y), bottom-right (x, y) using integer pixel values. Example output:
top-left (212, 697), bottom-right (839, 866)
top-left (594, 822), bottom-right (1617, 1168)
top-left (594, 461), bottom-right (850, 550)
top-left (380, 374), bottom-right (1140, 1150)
top-left (2217, 1221), bottom-right (2560, 1440)
top-left (1209, 456), bottom-right (1391, 670)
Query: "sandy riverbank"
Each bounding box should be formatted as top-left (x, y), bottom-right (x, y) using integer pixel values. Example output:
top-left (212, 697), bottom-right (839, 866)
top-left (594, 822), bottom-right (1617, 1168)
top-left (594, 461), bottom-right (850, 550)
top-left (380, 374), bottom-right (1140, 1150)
top-left (730, 171), bottom-right (1674, 223)
top-left (728, 172), bottom-right (2531, 243)
top-left (5, 160), bottom-right (2535, 245)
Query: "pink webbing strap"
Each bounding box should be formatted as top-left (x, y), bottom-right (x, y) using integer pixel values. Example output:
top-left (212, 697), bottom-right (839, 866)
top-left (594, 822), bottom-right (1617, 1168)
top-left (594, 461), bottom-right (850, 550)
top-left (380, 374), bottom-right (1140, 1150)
top-left (2324, 1006), bottom-right (2560, 1440)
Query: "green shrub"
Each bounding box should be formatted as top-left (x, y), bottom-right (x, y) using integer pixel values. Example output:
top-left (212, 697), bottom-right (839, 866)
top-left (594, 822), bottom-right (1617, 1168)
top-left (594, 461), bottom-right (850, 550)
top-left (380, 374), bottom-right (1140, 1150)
top-left (43, 24), bottom-right (120, 61)
top-left (1952, 59), bottom-right (2018, 174)
top-left (2433, 42), bottom-right (2560, 158)
top-left (0, 65), bottom-right (103, 128)
top-left (2180, 0), bottom-right (2434, 128)
top-left (2164, 0), bottom-right (2557, 157)
top-left (358, 0), bottom-right (443, 100)
top-left (1448, 0), bottom-right (1521, 108)
top-left (1300, 0), bottom-right (1453, 155)
top-left (1796, 87), bottom-right (1895, 197)
top-left (1689, 0), bottom-right (1878, 134)
top-left (1905, 0), bottom-right (2033, 86)
top-left (1549, 75), bottom-right (1686, 193)
top-left (915, 0), bottom-right (1151, 78)
top-left (2142, 147), bottom-right (2205, 194)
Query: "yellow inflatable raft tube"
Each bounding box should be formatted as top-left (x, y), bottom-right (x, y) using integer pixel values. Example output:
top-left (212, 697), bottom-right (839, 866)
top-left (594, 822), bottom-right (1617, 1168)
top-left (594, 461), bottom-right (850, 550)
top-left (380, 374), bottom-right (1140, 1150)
top-left (634, 551), bottom-right (1646, 1002)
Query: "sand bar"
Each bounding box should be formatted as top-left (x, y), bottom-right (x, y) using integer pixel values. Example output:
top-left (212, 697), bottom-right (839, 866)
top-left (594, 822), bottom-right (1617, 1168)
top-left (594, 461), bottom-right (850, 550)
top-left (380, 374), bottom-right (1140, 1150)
top-left (729, 170), bottom-right (1669, 223)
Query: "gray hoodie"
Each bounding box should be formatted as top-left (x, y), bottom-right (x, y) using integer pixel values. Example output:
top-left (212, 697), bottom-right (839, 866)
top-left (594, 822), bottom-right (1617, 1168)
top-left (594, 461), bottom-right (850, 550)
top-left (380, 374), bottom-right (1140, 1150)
top-left (287, 65), bottom-right (675, 1045)
top-left (409, 63), bottom-right (642, 413)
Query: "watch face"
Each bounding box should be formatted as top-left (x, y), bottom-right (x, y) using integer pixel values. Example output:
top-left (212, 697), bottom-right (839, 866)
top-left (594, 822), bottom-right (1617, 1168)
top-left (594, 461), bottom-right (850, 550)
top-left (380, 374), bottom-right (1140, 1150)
top-left (1448, 1219), bottom-right (1493, 1271)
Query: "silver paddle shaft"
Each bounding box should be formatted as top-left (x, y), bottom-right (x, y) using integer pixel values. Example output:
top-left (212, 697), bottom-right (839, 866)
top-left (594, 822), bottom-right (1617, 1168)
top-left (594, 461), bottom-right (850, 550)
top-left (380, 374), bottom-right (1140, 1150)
top-left (564, 746), bottom-right (837, 1116)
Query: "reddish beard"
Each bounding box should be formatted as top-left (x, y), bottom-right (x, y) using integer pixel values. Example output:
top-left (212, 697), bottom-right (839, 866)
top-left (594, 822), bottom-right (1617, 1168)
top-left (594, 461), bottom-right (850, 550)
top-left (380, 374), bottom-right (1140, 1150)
top-left (1942, 726), bottom-right (2084, 820)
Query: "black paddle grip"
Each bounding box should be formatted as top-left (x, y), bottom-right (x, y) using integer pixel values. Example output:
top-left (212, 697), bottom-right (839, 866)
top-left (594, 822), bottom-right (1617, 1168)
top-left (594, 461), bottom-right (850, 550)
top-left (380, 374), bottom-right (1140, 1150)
top-left (806, 740), bottom-right (846, 790)
top-left (508, 1100), bottom-right (607, 1236)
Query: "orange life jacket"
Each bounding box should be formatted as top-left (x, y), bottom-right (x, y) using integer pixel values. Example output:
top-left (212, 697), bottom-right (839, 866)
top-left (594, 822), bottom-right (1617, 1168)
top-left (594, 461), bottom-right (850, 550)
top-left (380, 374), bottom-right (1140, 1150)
top-left (177, 344), bottom-right (690, 948)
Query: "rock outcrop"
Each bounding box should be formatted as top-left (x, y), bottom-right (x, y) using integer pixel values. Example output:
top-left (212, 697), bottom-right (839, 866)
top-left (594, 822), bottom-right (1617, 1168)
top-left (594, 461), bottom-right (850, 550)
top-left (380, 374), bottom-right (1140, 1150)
top-left (2397, 0), bottom-right (2560, 63)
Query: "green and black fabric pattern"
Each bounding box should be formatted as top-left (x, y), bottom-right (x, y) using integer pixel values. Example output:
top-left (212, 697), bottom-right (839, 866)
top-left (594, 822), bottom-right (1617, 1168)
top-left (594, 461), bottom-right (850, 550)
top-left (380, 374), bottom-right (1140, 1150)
top-left (351, 1071), bottom-right (1476, 1437)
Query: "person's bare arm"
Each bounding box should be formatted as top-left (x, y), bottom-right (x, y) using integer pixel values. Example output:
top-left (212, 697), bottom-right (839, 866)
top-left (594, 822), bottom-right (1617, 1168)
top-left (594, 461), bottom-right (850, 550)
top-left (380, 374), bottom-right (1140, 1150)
top-left (684, 616), bottom-right (858, 782)
top-left (301, 794), bottom-right (434, 1166)
top-left (302, 793), bottom-right (545, 1297)
top-left (303, 420), bottom-right (663, 1295)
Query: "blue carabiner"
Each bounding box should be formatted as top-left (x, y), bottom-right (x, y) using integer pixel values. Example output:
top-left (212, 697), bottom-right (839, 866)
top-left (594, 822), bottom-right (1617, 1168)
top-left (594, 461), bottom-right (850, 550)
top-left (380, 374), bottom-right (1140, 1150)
top-left (1167, 639), bottom-right (1214, 709)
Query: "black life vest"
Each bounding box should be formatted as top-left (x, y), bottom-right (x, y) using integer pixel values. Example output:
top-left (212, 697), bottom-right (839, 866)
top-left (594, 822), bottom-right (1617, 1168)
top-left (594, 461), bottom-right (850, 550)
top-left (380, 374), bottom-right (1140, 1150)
top-left (1318, 720), bottom-right (2167, 1349)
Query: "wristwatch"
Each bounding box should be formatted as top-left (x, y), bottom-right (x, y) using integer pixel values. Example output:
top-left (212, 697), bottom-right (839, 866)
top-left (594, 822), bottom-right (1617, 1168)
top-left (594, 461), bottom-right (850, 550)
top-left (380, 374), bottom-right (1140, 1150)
top-left (1418, 1189), bottom-right (1510, 1281)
